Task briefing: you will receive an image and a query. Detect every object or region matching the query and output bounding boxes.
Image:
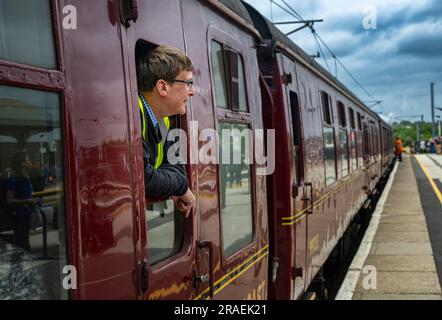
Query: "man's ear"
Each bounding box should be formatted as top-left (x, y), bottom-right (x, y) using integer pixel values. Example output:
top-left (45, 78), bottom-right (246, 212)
top-left (156, 80), bottom-right (168, 97)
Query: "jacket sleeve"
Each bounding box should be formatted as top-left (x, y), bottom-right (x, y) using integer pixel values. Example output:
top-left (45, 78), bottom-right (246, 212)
top-left (143, 139), bottom-right (188, 198)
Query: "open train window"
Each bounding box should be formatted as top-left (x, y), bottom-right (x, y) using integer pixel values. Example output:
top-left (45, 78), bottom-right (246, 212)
top-left (320, 91), bottom-right (333, 125)
top-left (289, 91), bottom-right (303, 185)
top-left (135, 40), bottom-right (185, 266)
top-left (357, 112), bottom-right (362, 131)
top-left (348, 107), bottom-right (356, 129)
top-left (210, 40), bottom-right (248, 112)
top-left (337, 101), bottom-right (346, 128)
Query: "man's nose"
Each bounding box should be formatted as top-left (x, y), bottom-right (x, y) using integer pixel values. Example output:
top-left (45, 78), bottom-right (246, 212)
top-left (188, 87), bottom-right (195, 96)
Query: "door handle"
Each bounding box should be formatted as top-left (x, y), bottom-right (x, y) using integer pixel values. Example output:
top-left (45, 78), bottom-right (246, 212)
top-left (138, 259), bottom-right (149, 295)
top-left (199, 240), bottom-right (214, 299)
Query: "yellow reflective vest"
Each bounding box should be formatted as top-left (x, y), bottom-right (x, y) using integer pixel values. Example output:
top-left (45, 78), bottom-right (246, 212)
top-left (138, 97), bottom-right (170, 170)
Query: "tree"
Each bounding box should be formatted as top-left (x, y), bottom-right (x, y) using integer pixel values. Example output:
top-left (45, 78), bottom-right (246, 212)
top-left (392, 121), bottom-right (433, 146)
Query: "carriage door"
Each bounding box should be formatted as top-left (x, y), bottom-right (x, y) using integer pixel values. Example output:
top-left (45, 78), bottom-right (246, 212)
top-left (282, 57), bottom-right (307, 299)
top-left (119, 0), bottom-right (198, 299)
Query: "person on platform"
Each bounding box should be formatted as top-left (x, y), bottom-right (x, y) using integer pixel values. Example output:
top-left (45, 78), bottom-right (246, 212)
top-left (394, 137), bottom-right (403, 162)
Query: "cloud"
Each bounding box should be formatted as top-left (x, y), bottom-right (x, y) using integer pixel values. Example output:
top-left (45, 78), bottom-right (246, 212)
top-left (243, 0), bottom-right (442, 122)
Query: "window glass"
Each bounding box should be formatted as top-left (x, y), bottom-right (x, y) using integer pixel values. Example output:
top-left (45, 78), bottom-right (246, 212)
top-left (219, 122), bottom-right (253, 257)
top-left (323, 127), bottom-right (336, 186)
top-left (211, 41), bottom-right (248, 112)
top-left (358, 129), bottom-right (364, 166)
top-left (146, 199), bottom-right (183, 265)
top-left (0, 0), bottom-right (57, 68)
top-left (211, 41), bottom-right (228, 108)
top-left (0, 85), bottom-right (67, 299)
top-left (350, 131), bottom-right (358, 171)
top-left (340, 129), bottom-right (349, 177)
top-left (237, 55), bottom-right (248, 112)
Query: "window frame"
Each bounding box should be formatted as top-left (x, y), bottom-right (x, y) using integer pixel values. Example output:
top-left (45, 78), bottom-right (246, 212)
top-left (0, 0), bottom-right (71, 300)
top-left (209, 40), bottom-right (249, 112)
top-left (320, 90), bottom-right (337, 187)
top-left (208, 35), bottom-right (258, 270)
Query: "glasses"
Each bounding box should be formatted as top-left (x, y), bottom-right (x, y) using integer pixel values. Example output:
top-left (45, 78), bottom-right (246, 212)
top-left (169, 79), bottom-right (194, 90)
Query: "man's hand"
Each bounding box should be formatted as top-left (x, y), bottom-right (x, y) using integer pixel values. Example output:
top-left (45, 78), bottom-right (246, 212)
top-left (171, 188), bottom-right (195, 218)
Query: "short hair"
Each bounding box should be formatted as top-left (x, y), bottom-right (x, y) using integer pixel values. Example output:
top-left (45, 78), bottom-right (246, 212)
top-left (136, 45), bottom-right (193, 92)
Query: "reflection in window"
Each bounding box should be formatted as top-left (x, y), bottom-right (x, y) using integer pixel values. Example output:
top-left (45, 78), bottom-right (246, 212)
top-left (236, 55), bottom-right (248, 112)
top-left (146, 199), bottom-right (183, 265)
top-left (350, 131), bottom-right (358, 171)
top-left (210, 41), bottom-right (248, 112)
top-left (219, 122), bottom-right (253, 257)
top-left (0, 85), bottom-right (66, 299)
top-left (0, 0), bottom-right (57, 68)
top-left (211, 41), bottom-right (228, 108)
top-left (323, 127), bottom-right (336, 186)
top-left (340, 129), bottom-right (349, 177)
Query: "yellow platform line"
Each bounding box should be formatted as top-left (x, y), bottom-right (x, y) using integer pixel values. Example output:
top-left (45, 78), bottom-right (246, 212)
top-left (415, 155), bottom-right (442, 204)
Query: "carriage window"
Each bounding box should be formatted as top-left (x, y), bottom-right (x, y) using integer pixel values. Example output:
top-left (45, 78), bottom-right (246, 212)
top-left (348, 107), bottom-right (357, 171)
top-left (290, 91), bottom-right (302, 185)
top-left (357, 112), bottom-right (362, 131)
top-left (0, 85), bottom-right (67, 299)
top-left (210, 41), bottom-right (248, 112)
top-left (339, 130), bottom-right (349, 177)
top-left (323, 127), bottom-right (336, 186)
top-left (211, 41), bottom-right (228, 108)
top-left (219, 122), bottom-right (253, 257)
top-left (135, 41), bottom-right (186, 265)
top-left (350, 131), bottom-right (358, 171)
top-left (146, 199), bottom-right (183, 265)
top-left (348, 107), bottom-right (355, 129)
top-left (0, 0), bottom-right (57, 69)
top-left (321, 91), bottom-right (333, 125)
top-left (337, 101), bottom-right (346, 128)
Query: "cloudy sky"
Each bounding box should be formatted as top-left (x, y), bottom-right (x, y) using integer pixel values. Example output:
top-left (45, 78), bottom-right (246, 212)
top-left (243, 0), bottom-right (442, 125)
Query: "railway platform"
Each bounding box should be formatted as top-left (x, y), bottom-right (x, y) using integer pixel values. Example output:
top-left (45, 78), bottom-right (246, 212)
top-left (337, 154), bottom-right (442, 300)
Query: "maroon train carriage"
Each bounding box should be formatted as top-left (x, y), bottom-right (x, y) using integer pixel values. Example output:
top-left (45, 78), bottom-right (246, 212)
top-left (0, 0), bottom-right (393, 300)
top-left (242, 2), bottom-right (394, 299)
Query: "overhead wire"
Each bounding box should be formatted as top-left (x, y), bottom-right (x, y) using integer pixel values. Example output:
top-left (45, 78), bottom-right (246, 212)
top-left (271, 0), bottom-right (386, 114)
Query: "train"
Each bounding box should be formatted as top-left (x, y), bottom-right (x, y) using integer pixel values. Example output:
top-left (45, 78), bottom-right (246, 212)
top-left (0, 0), bottom-right (394, 300)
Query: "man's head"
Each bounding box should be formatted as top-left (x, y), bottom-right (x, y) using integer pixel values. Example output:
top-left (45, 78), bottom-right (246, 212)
top-left (137, 45), bottom-right (195, 117)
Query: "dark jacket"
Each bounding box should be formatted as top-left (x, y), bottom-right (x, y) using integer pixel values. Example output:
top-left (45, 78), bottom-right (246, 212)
top-left (142, 112), bottom-right (188, 198)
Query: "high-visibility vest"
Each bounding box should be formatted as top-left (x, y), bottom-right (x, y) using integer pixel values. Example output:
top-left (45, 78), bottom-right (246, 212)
top-left (138, 97), bottom-right (170, 169)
